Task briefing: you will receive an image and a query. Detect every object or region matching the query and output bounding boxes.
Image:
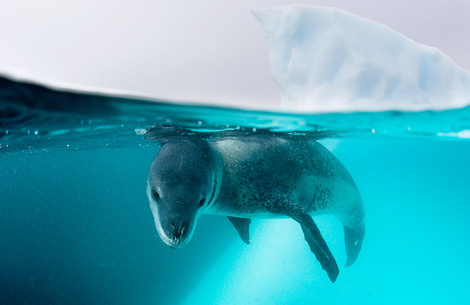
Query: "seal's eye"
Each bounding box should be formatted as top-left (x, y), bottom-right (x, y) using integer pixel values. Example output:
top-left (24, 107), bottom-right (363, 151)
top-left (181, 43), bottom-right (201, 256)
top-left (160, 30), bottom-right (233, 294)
top-left (152, 190), bottom-right (160, 200)
top-left (198, 198), bottom-right (206, 208)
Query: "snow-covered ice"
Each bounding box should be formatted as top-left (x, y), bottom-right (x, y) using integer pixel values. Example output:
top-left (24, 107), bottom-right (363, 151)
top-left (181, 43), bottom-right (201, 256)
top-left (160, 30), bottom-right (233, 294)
top-left (253, 5), bottom-right (470, 112)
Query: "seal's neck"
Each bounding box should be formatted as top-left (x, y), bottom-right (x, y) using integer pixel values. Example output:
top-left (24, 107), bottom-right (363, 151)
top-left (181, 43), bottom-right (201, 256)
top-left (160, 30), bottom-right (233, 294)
top-left (206, 145), bottom-right (223, 211)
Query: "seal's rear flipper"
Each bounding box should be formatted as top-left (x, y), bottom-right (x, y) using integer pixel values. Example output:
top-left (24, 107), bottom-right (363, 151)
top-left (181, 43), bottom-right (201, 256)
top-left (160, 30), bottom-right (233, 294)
top-left (228, 217), bottom-right (251, 244)
top-left (297, 215), bottom-right (339, 283)
top-left (344, 224), bottom-right (365, 267)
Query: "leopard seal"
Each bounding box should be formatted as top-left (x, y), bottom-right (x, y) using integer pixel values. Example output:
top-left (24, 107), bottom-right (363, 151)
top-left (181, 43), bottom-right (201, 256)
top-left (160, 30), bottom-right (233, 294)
top-left (147, 136), bottom-right (365, 282)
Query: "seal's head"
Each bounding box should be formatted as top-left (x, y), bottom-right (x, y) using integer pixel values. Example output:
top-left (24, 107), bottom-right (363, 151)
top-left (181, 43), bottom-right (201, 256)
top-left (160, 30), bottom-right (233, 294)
top-left (147, 139), bottom-right (214, 248)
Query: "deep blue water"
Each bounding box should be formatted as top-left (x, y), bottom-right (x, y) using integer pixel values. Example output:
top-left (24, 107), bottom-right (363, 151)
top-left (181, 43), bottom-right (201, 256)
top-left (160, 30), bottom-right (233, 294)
top-left (1, 76), bottom-right (470, 304)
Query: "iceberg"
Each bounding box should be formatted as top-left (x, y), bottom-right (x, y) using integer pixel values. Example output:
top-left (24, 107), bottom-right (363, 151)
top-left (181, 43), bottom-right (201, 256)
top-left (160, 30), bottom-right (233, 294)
top-left (253, 6), bottom-right (470, 112)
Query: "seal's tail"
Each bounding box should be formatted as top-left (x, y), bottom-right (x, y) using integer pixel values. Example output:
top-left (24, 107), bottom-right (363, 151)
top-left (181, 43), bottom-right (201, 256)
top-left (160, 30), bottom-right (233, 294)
top-left (343, 223), bottom-right (365, 267)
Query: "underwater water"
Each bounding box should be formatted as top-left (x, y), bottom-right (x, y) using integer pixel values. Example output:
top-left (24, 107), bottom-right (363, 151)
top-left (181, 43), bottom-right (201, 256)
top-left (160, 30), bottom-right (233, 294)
top-left (1, 76), bottom-right (470, 305)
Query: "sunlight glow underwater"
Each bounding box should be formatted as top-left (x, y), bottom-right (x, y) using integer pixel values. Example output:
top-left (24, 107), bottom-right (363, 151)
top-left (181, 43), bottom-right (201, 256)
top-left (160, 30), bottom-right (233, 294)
top-left (180, 218), bottom-right (346, 305)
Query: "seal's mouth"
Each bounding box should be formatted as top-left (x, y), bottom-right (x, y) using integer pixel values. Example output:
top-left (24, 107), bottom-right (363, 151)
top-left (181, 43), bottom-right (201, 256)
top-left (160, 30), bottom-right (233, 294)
top-left (155, 219), bottom-right (193, 249)
top-left (167, 239), bottom-right (183, 249)
top-left (163, 233), bottom-right (190, 249)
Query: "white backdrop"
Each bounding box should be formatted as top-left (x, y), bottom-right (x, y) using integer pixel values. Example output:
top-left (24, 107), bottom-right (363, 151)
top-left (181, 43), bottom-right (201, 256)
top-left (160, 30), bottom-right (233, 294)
top-left (0, 0), bottom-right (468, 110)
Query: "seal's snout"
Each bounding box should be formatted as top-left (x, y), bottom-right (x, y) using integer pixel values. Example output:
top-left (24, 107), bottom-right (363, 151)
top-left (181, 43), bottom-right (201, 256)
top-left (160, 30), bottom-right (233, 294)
top-left (170, 220), bottom-right (188, 239)
top-left (166, 220), bottom-right (190, 248)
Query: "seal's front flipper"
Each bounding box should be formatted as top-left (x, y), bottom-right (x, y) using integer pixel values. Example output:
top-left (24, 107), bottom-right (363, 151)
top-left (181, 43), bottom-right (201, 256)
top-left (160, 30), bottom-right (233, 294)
top-left (291, 212), bottom-right (339, 283)
top-left (227, 217), bottom-right (251, 244)
top-left (344, 224), bottom-right (365, 267)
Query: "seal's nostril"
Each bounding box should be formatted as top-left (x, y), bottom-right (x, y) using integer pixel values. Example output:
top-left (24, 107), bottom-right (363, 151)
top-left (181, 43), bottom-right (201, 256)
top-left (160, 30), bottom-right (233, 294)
top-left (181, 221), bottom-right (189, 236)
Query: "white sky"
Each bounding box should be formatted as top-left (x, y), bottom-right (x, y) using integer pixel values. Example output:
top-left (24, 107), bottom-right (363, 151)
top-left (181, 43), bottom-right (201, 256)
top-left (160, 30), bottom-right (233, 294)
top-left (0, 0), bottom-right (468, 110)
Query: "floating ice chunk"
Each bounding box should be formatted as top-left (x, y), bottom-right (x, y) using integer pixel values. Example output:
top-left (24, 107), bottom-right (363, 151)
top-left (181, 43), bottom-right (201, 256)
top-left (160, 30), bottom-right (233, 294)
top-left (253, 6), bottom-right (470, 112)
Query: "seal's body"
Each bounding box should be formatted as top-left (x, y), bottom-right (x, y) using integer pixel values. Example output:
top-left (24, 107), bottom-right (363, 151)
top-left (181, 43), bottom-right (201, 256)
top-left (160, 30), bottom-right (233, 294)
top-left (209, 138), bottom-right (363, 224)
top-left (147, 136), bottom-right (364, 282)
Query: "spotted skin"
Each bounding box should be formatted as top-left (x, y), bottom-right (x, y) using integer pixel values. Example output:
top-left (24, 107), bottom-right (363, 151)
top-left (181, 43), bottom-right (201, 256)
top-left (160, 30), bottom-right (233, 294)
top-left (209, 137), bottom-right (363, 224)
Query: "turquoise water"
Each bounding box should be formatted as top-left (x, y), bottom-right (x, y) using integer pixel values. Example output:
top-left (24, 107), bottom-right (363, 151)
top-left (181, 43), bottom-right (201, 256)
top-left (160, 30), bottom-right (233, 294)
top-left (1, 76), bottom-right (470, 304)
